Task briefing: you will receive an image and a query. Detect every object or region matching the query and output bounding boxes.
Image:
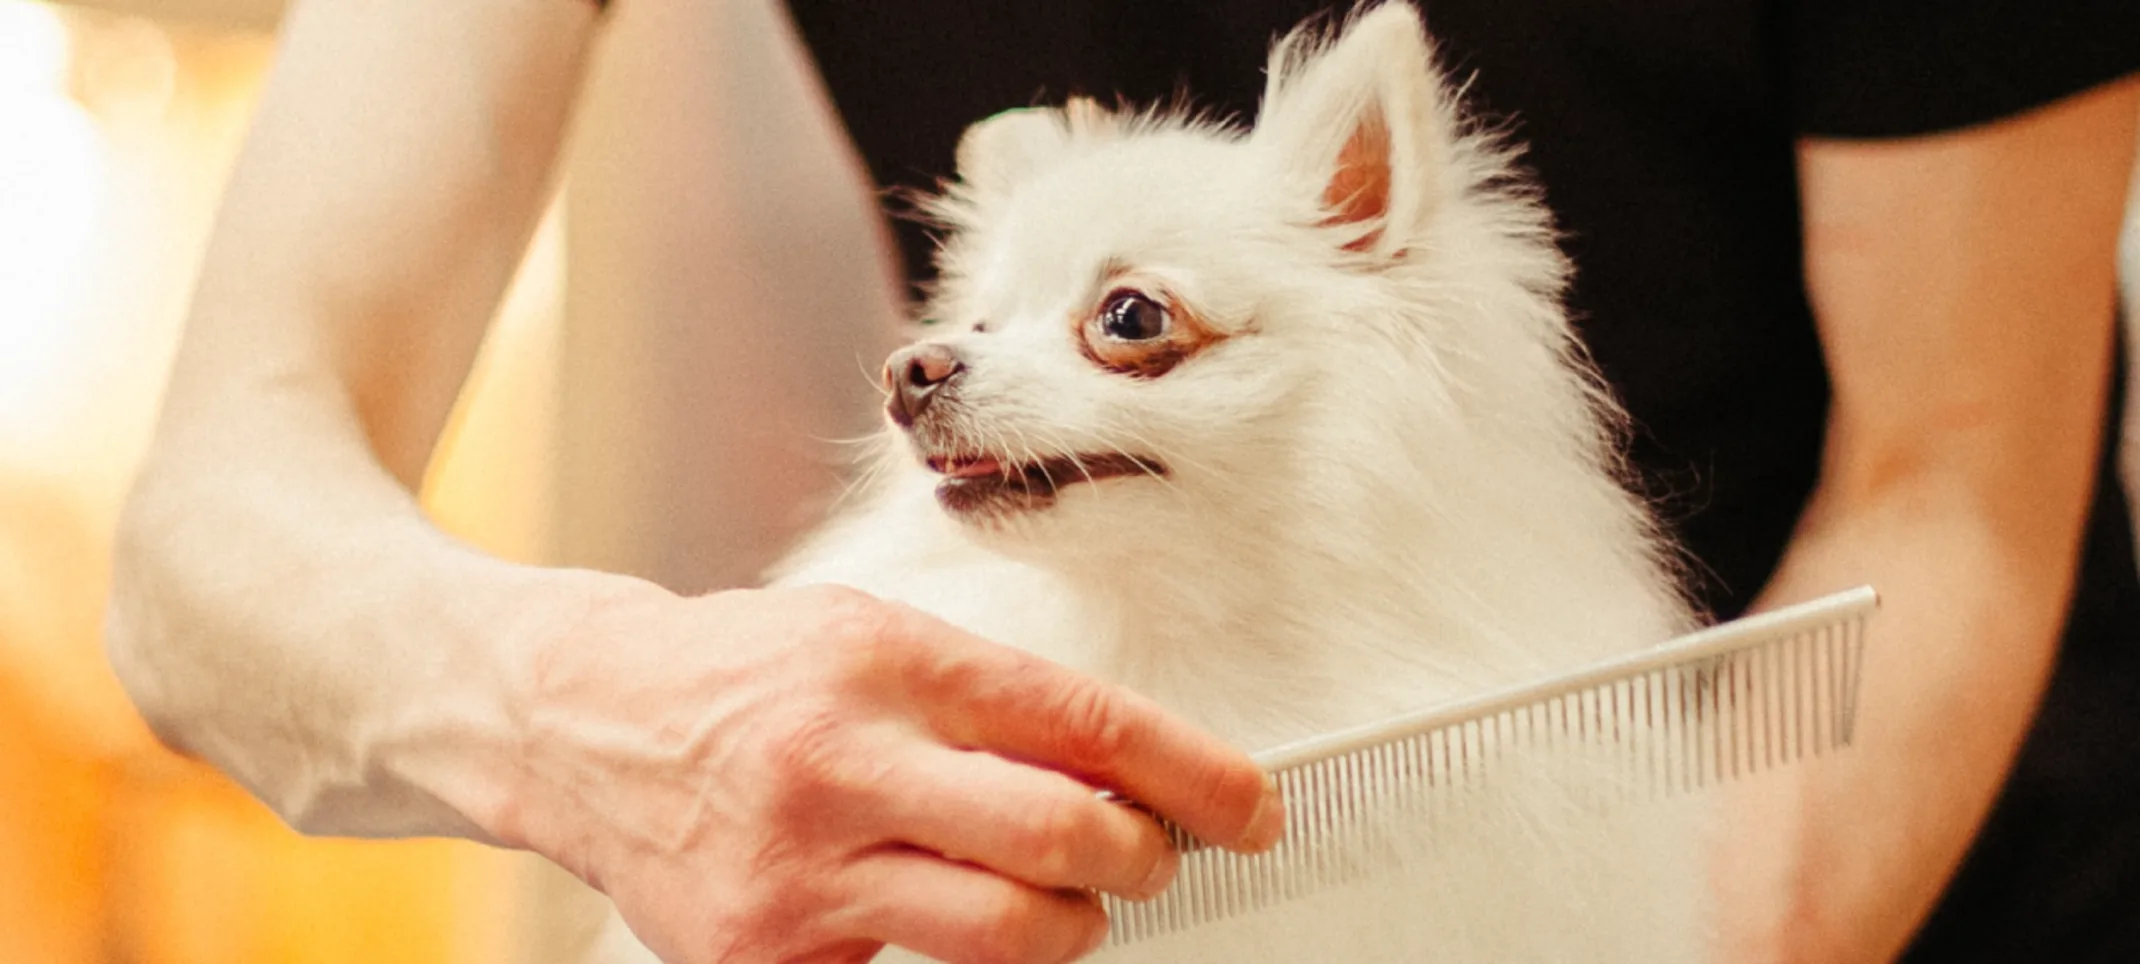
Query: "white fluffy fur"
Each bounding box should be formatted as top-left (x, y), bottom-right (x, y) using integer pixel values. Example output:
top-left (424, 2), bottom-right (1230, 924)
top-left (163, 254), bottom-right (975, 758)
top-left (600, 3), bottom-right (1711, 961)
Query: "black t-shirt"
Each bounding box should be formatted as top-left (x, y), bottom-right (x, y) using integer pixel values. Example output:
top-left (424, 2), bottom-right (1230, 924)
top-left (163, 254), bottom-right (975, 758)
top-left (781, 1), bottom-right (2140, 956)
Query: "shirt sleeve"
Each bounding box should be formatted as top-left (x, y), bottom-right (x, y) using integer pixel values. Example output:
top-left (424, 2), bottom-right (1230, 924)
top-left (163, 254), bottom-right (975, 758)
top-left (1789, 0), bottom-right (2140, 137)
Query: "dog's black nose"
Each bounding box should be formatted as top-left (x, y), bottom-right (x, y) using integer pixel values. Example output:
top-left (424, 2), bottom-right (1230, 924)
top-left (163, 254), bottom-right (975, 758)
top-left (883, 343), bottom-right (966, 427)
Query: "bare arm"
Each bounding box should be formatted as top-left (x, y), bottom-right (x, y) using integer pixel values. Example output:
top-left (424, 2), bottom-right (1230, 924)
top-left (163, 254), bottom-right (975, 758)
top-left (1719, 76), bottom-right (2140, 962)
top-left (107, 1), bottom-right (1281, 960)
top-left (111, 0), bottom-right (599, 838)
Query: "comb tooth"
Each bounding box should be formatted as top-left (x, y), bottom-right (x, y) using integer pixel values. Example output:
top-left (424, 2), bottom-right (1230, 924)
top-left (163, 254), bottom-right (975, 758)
top-left (1633, 675), bottom-right (1650, 800)
top-left (1756, 633), bottom-right (1772, 773)
top-left (1815, 624), bottom-right (1832, 756)
top-left (1797, 624), bottom-right (1814, 761)
top-left (1783, 635), bottom-right (1797, 764)
top-left (1694, 659), bottom-right (1708, 790)
top-left (1750, 648), bottom-right (1761, 767)
top-left (1697, 660), bottom-right (1712, 790)
top-left (1607, 677), bottom-right (1626, 801)
top-left (1253, 819), bottom-right (1269, 913)
top-left (1806, 626), bottom-right (1821, 758)
top-left (1731, 653), bottom-right (1745, 776)
top-left (1224, 822), bottom-right (1241, 924)
top-left (1677, 661), bottom-right (1694, 795)
top-left (1297, 761), bottom-right (1315, 898)
top-left (1689, 661), bottom-right (1705, 791)
top-left (1799, 628), bottom-right (1814, 762)
top-left (1637, 670), bottom-right (1655, 799)
top-left (1782, 628), bottom-right (1799, 764)
top-left (1717, 656), bottom-right (1732, 785)
top-left (1749, 636), bottom-right (1764, 775)
top-left (1274, 770), bottom-right (1295, 905)
top-left (1708, 656), bottom-right (1723, 789)
top-left (1810, 625), bottom-right (1826, 757)
top-left (1708, 657), bottom-right (1723, 788)
top-left (1338, 749), bottom-right (1358, 884)
top-left (1542, 694), bottom-right (1558, 768)
top-left (1828, 621), bottom-right (1845, 750)
top-left (1585, 681), bottom-right (1600, 752)
top-left (1841, 618), bottom-right (1855, 743)
top-left (1807, 625), bottom-right (1822, 758)
top-left (1202, 835), bottom-right (1220, 930)
top-left (1689, 660), bottom-right (1707, 791)
top-left (1695, 661), bottom-right (1711, 789)
top-left (1718, 654), bottom-right (1732, 784)
top-left (1663, 661), bottom-right (1682, 796)
top-left (1676, 663), bottom-right (1693, 793)
top-left (1782, 631), bottom-right (1798, 765)
top-left (1830, 623), bottom-right (1847, 747)
top-left (1663, 667), bottom-right (1679, 796)
top-left (1619, 681), bottom-right (1636, 804)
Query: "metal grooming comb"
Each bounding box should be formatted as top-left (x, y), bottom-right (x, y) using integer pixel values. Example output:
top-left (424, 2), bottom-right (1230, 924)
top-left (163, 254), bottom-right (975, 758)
top-left (1101, 585), bottom-right (1879, 947)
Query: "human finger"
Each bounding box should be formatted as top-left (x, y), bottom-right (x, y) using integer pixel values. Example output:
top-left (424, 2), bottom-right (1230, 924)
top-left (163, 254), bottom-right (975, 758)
top-left (882, 605), bottom-right (1284, 854)
top-left (874, 745), bottom-right (1178, 899)
top-left (836, 845), bottom-right (1111, 964)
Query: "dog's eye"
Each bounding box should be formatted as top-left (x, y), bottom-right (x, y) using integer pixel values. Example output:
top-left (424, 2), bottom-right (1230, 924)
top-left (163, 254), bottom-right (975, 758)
top-left (1099, 292), bottom-right (1169, 341)
top-left (1078, 283), bottom-right (1217, 378)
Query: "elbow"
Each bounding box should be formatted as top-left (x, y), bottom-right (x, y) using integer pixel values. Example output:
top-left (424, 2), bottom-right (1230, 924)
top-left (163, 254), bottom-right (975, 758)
top-left (102, 457), bottom-right (201, 757)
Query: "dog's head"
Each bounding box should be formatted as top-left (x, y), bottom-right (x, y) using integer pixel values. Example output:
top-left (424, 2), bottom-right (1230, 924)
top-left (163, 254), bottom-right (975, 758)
top-left (878, 3), bottom-right (1576, 557)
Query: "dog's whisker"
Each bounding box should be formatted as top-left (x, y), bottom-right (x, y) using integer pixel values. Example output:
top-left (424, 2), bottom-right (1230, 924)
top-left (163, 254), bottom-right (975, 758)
top-left (829, 453), bottom-right (891, 510)
top-left (812, 429), bottom-right (893, 448)
top-left (852, 352), bottom-right (893, 399)
top-left (1068, 422), bottom-right (1190, 493)
top-left (1024, 424), bottom-right (1099, 488)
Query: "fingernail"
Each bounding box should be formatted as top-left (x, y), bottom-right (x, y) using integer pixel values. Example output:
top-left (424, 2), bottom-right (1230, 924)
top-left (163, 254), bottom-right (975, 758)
top-left (1244, 776), bottom-right (1286, 851)
top-left (1135, 846), bottom-right (1180, 899)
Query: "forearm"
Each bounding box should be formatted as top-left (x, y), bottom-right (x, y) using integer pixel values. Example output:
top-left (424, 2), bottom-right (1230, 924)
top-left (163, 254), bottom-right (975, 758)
top-left (1724, 473), bottom-right (2088, 962)
top-left (1714, 77), bottom-right (2137, 961)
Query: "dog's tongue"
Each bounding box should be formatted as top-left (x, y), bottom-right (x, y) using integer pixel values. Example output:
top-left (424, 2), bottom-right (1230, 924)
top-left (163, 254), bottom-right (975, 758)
top-left (945, 457), bottom-right (1003, 479)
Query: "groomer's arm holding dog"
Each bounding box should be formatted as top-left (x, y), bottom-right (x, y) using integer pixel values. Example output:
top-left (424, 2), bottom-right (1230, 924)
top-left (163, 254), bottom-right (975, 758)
top-left (1720, 77), bottom-right (2140, 963)
top-left (103, 1), bottom-right (1282, 962)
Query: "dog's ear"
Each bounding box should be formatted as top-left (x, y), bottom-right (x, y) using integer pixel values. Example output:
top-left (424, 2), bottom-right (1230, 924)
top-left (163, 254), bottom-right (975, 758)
top-left (1253, 2), bottom-right (1453, 257)
top-left (954, 106), bottom-right (1071, 195)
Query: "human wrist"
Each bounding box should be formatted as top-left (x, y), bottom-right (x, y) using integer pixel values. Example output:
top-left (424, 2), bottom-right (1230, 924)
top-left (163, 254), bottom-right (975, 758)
top-left (439, 561), bottom-right (673, 856)
top-left (355, 551), bottom-right (652, 850)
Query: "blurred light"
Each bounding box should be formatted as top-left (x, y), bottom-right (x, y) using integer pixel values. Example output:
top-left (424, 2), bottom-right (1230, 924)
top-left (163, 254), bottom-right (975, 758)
top-left (0, 0), bottom-right (69, 90)
top-left (76, 15), bottom-right (179, 127)
top-left (0, 0), bottom-right (109, 464)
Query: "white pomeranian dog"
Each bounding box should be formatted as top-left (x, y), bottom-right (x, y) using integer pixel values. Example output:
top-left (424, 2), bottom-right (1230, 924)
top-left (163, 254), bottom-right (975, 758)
top-left (603, 2), bottom-right (1711, 961)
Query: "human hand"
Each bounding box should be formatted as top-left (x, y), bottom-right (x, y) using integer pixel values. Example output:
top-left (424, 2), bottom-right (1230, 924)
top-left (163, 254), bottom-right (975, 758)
top-left (499, 579), bottom-right (1283, 964)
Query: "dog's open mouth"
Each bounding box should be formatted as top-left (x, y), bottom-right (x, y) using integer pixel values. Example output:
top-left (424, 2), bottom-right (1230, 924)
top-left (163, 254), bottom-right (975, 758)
top-left (926, 452), bottom-right (1166, 516)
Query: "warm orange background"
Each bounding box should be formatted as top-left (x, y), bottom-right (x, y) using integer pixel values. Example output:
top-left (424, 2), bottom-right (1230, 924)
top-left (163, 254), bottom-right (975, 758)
top-left (0, 3), bottom-right (557, 959)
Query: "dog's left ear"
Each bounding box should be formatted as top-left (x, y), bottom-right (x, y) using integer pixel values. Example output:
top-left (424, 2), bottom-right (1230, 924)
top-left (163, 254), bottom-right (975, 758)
top-left (955, 98), bottom-right (1120, 197)
top-left (1253, 3), bottom-right (1455, 257)
top-left (955, 106), bottom-right (1070, 196)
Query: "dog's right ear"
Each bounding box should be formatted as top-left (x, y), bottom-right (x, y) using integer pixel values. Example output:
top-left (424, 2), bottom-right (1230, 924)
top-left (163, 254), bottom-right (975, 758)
top-left (954, 106), bottom-right (1071, 195)
top-left (1252, 3), bottom-right (1455, 258)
